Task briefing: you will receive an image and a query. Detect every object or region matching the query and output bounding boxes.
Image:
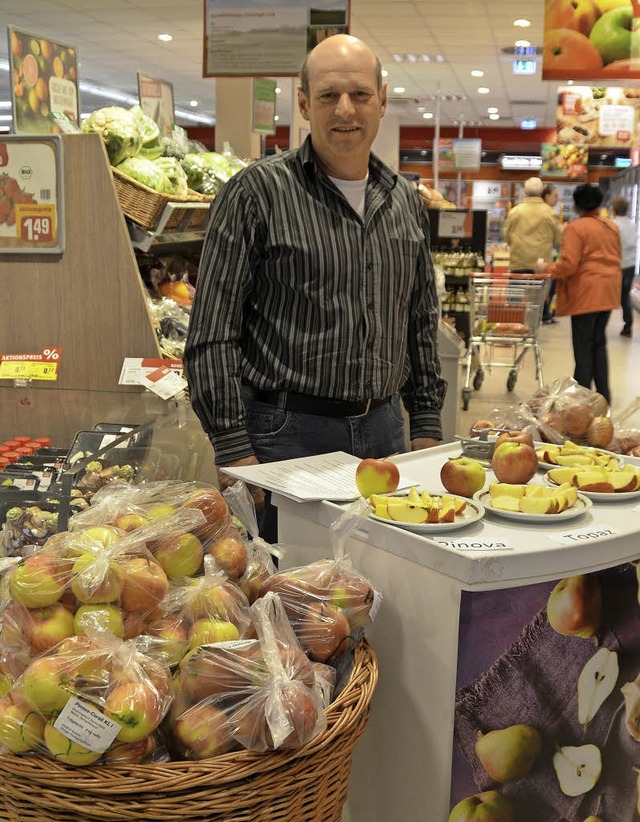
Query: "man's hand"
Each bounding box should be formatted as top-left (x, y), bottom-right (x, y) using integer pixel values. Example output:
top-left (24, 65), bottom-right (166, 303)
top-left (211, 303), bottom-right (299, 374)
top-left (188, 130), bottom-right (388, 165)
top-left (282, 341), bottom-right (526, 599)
top-left (217, 456), bottom-right (265, 509)
top-left (411, 437), bottom-right (440, 451)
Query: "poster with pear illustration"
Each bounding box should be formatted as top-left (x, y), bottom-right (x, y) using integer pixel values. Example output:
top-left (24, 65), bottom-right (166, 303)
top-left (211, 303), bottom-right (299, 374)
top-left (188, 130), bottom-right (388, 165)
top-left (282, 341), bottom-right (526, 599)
top-left (449, 562), bottom-right (640, 821)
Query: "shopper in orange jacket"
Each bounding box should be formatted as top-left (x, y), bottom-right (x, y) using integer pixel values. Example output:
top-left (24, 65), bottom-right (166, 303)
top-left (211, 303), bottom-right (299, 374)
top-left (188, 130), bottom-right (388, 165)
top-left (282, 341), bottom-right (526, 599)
top-left (536, 184), bottom-right (621, 403)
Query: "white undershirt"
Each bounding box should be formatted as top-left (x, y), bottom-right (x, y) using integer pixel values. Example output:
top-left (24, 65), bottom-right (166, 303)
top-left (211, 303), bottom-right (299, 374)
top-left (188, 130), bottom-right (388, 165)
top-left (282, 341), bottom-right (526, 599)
top-left (329, 173), bottom-right (369, 219)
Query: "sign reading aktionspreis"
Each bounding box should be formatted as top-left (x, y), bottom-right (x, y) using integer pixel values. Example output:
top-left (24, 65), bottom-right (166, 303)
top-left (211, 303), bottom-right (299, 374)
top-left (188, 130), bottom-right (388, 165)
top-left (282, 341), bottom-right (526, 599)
top-left (543, 1), bottom-right (640, 80)
top-left (203, 0), bottom-right (350, 76)
top-left (556, 86), bottom-right (639, 148)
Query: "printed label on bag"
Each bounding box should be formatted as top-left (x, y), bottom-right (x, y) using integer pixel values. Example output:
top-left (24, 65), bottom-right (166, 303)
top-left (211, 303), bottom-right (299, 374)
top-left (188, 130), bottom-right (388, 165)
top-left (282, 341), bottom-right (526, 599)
top-left (550, 525), bottom-right (618, 545)
top-left (369, 590), bottom-right (383, 622)
top-left (53, 696), bottom-right (122, 753)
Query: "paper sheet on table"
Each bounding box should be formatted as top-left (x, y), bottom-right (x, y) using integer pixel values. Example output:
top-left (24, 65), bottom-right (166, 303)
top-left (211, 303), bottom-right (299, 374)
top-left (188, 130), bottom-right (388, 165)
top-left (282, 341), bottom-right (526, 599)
top-left (220, 451), bottom-right (420, 503)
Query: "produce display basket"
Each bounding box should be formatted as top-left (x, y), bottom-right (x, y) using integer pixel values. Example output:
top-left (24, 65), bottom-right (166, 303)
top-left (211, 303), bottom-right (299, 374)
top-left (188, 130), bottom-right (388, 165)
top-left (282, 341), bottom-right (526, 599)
top-left (111, 167), bottom-right (213, 232)
top-left (0, 639), bottom-right (377, 822)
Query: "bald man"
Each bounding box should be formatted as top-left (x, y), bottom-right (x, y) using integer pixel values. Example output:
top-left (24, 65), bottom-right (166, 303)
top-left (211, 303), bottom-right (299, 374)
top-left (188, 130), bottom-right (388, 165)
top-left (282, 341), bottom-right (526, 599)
top-left (185, 35), bottom-right (445, 538)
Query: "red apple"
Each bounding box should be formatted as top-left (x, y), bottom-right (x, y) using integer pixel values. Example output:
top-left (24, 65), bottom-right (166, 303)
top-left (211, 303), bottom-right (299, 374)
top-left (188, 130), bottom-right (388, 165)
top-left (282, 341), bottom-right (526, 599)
top-left (187, 618), bottom-right (241, 649)
top-left (561, 404), bottom-right (594, 436)
top-left (205, 530), bottom-right (248, 581)
top-left (440, 457), bottom-right (486, 498)
top-left (355, 457), bottom-right (400, 498)
top-left (173, 703), bottom-right (234, 759)
top-left (491, 442), bottom-right (538, 484)
top-left (25, 603), bottom-right (75, 654)
top-left (119, 556), bottom-right (169, 612)
top-left (22, 655), bottom-right (75, 713)
top-left (177, 642), bottom-right (259, 702)
top-left (182, 578), bottom-right (249, 625)
top-left (184, 488), bottom-right (231, 541)
top-left (103, 735), bottom-right (156, 765)
top-left (153, 533), bottom-right (203, 579)
top-left (494, 430), bottom-right (535, 450)
top-left (545, 0), bottom-right (601, 36)
top-left (297, 601), bottom-right (350, 663)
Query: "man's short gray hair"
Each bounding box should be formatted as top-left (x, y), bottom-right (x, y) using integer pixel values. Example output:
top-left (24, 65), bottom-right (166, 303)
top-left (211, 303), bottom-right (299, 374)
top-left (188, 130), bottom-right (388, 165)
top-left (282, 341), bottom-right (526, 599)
top-left (524, 177), bottom-right (544, 197)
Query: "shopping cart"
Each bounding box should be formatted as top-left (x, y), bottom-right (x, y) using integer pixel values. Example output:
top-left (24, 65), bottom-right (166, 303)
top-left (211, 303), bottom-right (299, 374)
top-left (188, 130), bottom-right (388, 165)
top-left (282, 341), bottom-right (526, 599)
top-left (461, 273), bottom-right (548, 410)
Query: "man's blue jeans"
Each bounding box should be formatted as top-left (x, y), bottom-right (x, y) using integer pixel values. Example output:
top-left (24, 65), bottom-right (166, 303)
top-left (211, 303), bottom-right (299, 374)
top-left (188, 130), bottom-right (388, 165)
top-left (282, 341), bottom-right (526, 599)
top-left (244, 394), bottom-right (407, 542)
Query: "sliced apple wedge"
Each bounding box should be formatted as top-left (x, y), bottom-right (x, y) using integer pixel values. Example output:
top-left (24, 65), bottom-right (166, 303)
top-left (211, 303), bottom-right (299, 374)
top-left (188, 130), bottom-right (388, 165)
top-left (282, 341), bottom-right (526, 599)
top-left (491, 496), bottom-right (521, 512)
top-left (556, 487), bottom-right (578, 510)
top-left (407, 486), bottom-right (422, 504)
top-left (548, 467), bottom-right (580, 486)
top-left (555, 454), bottom-right (594, 466)
top-left (489, 482), bottom-right (525, 498)
top-left (426, 501), bottom-right (442, 523)
top-left (443, 494), bottom-right (466, 514)
top-left (438, 498), bottom-right (457, 523)
top-left (524, 485), bottom-right (554, 498)
top-left (421, 490), bottom-right (434, 507)
top-left (575, 472), bottom-right (615, 493)
top-left (608, 471), bottom-right (638, 492)
top-left (519, 496), bottom-right (555, 515)
top-left (374, 502), bottom-right (391, 518)
top-left (387, 500), bottom-right (430, 523)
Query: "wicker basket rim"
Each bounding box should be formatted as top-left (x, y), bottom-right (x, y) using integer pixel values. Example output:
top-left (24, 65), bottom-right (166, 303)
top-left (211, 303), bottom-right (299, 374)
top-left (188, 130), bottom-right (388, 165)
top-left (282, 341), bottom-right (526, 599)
top-left (111, 166), bottom-right (204, 204)
top-left (0, 639), bottom-right (377, 791)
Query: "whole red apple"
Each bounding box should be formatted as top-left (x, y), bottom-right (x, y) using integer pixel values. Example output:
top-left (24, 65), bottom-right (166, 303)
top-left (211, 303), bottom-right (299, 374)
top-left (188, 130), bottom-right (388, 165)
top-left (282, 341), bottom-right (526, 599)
top-left (355, 457), bottom-right (400, 498)
top-left (173, 702), bottom-right (234, 759)
top-left (9, 555), bottom-right (68, 608)
top-left (104, 680), bottom-right (166, 743)
top-left (440, 457), bottom-right (486, 498)
top-left (205, 529), bottom-right (248, 581)
top-left (494, 430), bottom-right (535, 450)
top-left (491, 442), bottom-right (538, 484)
top-left (25, 603), bottom-right (75, 654)
top-left (154, 532), bottom-right (203, 579)
top-left (184, 488), bottom-right (231, 541)
top-left (297, 601), bottom-right (350, 663)
top-left (119, 556), bottom-right (169, 612)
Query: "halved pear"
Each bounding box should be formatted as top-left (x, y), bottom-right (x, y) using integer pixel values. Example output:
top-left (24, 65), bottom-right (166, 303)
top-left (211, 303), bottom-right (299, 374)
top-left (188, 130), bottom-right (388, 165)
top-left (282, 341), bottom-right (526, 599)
top-left (578, 647), bottom-right (618, 733)
top-left (519, 496), bottom-right (554, 515)
top-left (491, 496), bottom-right (521, 512)
top-left (489, 482), bottom-right (525, 498)
top-left (387, 500), bottom-right (429, 523)
top-left (553, 744), bottom-right (602, 797)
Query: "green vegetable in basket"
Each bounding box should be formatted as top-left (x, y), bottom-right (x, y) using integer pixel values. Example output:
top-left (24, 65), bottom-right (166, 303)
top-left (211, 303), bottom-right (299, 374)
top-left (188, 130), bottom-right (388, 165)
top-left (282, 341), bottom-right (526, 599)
top-left (154, 157), bottom-right (189, 196)
top-left (116, 156), bottom-right (172, 193)
top-left (180, 153), bottom-right (232, 195)
top-left (161, 136), bottom-right (186, 161)
top-left (130, 105), bottom-right (163, 160)
top-left (81, 106), bottom-right (144, 166)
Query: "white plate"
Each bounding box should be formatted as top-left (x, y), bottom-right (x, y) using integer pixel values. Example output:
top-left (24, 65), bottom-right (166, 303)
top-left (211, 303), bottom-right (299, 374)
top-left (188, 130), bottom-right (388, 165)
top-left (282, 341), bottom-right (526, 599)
top-left (536, 446), bottom-right (623, 472)
top-left (369, 497), bottom-right (485, 533)
top-left (474, 489), bottom-right (592, 522)
top-left (544, 472), bottom-right (640, 502)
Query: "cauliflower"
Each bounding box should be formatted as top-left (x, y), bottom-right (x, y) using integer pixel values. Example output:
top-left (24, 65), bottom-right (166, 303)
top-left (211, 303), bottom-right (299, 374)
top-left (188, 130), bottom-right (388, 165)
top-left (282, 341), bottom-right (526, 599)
top-left (81, 106), bottom-right (144, 165)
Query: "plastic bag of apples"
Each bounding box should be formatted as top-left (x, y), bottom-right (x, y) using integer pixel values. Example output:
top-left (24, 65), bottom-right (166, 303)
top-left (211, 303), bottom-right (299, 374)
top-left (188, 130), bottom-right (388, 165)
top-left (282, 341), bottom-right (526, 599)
top-left (0, 630), bottom-right (173, 766)
top-left (258, 506), bottom-right (381, 666)
top-left (527, 377), bottom-right (612, 448)
top-left (168, 592), bottom-right (331, 759)
top-left (0, 508), bottom-right (208, 671)
top-left (69, 480), bottom-right (249, 582)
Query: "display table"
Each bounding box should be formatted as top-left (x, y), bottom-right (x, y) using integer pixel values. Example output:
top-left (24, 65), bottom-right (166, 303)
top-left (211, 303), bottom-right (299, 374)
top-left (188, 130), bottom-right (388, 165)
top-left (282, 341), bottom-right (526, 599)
top-left (273, 442), bottom-right (640, 822)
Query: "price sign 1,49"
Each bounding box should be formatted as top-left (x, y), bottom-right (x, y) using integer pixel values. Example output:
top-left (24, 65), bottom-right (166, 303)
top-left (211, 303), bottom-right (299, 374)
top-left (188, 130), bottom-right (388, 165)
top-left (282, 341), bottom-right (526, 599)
top-left (20, 214), bottom-right (53, 243)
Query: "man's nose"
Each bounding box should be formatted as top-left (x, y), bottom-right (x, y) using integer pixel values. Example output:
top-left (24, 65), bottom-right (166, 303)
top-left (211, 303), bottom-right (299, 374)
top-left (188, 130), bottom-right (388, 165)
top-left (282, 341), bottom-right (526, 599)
top-left (335, 92), bottom-right (355, 117)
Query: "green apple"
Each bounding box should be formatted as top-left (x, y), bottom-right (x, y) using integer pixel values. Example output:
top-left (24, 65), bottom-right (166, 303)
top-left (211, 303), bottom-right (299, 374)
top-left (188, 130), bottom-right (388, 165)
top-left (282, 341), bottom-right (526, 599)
top-left (355, 457), bottom-right (400, 498)
top-left (44, 721), bottom-right (101, 766)
top-left (9, 554), bottom-right (66, 608)
top-left (0, 692), bottom-right (45, 753)
top-left (70, 551), bottom-right (125, 604)
top-left (187, 618), bottom-right (240, 649)
top-left (173, 702), bottom-right (233, 759)
top-left (23, 656), bottom-right (75, 713)
top-left (154, 532), bottom-right (203, 578)
top-left (74, 604), bottom-right (124, 638)
top-left (104, 681), bottom-right (164, 743)
top-left (590, 7), bottom-right (640, 64)
top-left (449, 789), bottom-right (515, 821)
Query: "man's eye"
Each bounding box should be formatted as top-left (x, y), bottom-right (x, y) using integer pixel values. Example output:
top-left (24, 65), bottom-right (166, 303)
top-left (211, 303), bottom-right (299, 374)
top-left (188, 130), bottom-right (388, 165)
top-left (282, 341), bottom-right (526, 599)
top-left (321, 92), bottom-right (339, 102)
top-left (353, 91), bottom-right (372, 102)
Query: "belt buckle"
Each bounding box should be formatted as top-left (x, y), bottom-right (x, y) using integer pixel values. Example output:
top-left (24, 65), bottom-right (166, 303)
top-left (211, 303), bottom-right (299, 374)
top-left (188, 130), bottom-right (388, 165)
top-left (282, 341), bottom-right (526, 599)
top-left (350, 399), bottom-right (372, 418)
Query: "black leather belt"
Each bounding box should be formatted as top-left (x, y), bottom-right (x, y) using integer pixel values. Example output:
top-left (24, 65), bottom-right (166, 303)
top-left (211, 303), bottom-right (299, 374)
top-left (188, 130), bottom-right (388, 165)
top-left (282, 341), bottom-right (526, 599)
top-left (248, 389), bottom-right (391, 418)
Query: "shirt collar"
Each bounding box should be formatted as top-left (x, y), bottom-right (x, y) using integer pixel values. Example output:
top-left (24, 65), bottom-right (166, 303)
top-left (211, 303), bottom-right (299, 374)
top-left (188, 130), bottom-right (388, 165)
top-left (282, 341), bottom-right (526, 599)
top-left (297, 135), bottom-right (397, 191)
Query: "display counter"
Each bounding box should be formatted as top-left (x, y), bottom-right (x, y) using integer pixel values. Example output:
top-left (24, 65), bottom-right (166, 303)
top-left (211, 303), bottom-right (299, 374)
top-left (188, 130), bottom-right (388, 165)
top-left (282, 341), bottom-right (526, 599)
top-left (273, 442), bottom-right (640, 821)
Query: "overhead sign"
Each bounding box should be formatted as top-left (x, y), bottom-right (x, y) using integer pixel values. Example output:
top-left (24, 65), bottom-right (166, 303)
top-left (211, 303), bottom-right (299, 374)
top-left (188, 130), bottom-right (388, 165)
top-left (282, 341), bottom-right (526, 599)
top-left (8, 27), bottom-right (79, 134)
top-left (203, 0), bottom-right (350, 76)
top-left (543, 4), bottom-right (640, 80)
top-left (500, 155), bottom-right (542, 170)
top-left (513, 60), bottom-right (536, 75)
top-left (520, 119), bottom-right (537, 130)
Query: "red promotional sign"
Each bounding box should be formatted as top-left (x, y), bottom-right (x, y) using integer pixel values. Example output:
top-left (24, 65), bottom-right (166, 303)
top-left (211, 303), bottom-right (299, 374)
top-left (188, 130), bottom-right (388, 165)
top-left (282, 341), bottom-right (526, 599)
top-left (543, 0), bottom-right (640, 81)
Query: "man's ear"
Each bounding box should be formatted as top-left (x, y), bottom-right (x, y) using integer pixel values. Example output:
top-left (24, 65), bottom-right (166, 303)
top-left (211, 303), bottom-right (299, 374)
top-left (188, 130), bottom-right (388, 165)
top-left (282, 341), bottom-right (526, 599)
top-left (379, 82), bottom-right (387, 118)
top-left (297, 88), bottom-right (310, 121)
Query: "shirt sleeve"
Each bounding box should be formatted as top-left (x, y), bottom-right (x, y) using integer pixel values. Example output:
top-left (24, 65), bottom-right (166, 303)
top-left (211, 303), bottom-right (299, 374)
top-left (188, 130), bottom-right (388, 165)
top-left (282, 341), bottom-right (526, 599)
top-left (400, 201), bottom-right (447, 441)
top-left (183, 175), bottom-right (261, 464)
top-left (546, 223), bottom-right (581, 281)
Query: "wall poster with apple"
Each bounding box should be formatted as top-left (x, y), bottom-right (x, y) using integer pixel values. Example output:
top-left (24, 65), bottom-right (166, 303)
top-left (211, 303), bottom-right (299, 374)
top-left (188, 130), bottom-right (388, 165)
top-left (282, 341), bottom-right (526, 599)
top-left (448, 562), bottom-right (640, 820)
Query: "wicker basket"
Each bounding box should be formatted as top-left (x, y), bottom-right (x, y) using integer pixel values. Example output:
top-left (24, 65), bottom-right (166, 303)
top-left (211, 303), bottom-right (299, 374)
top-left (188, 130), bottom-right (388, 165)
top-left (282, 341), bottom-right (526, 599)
top-left (111, 168), bottom-right (213, 232)
top-left (0, 640), bottom-right (377, 822)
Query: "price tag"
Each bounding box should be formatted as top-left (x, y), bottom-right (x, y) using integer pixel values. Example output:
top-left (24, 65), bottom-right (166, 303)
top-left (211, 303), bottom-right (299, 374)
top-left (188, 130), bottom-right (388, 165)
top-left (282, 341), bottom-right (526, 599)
top-left (0, 347), bottom-right (61, 381)
top-left (434, 538), bottom-right (514, 552)
top-left (53, 697), bottom-right (121, 754)
top-left (142, 366), bottom-right (188, 399)
top-left (550, 525), bottom-right (618, 545)
top-left (16, 204), bottom-right (56, 244)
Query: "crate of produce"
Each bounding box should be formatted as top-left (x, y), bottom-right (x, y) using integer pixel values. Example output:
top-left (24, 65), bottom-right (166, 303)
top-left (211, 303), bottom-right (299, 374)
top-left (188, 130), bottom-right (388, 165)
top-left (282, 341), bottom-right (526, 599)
top-left (111, 168), bottom-right (210, 232)
top-left (0, 639), bottom-right (377, 822)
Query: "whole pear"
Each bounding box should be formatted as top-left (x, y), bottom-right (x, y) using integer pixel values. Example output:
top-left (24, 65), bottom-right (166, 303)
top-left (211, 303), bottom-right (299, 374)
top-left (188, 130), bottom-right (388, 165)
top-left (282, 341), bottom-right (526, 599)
top-left (448, 790), bottom-right (514, 822)
top-left (475, 724), bottom-right (542, 783)
top-left (546, 575), bottom-right (602, 638)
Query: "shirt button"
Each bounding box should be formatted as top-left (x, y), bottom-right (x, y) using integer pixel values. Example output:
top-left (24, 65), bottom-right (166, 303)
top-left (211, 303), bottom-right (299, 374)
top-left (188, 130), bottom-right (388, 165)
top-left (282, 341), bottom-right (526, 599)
top-left (367, 302), bottom-right (375, 311)
top-left (366, 263), bottom-right (373, 270)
